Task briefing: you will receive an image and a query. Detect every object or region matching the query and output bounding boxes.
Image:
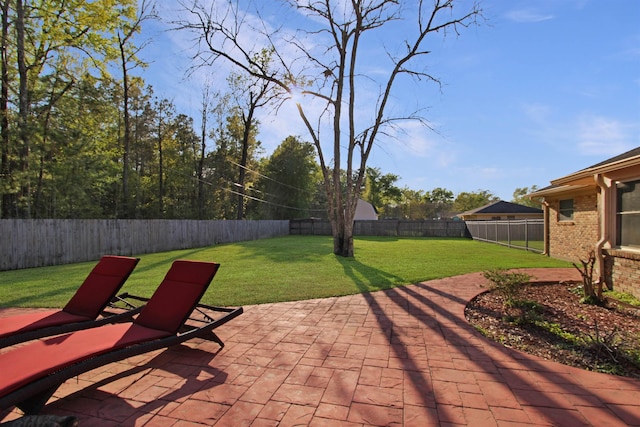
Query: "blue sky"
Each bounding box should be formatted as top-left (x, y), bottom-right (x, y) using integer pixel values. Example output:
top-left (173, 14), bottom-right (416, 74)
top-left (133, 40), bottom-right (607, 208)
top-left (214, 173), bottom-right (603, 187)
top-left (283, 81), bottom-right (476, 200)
top-left (141, 0), bottom-right (640, 201)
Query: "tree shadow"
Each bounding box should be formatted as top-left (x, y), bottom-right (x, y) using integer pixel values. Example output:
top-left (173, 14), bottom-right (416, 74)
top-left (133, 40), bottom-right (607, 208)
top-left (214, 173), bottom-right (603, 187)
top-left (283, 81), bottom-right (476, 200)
top-left (335, 254), bottom-right (404, 293)
top-left (338, 258), bottom-right (637, 425)
top-left (41, 344), bottom-right (228, 426)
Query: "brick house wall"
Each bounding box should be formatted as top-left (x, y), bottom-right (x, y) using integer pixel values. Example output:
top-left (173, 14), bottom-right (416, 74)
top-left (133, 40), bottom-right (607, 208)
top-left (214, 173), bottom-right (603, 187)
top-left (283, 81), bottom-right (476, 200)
top-left (547, 192), bottom-right (599, 264)
top-left (546, 191), bottom-right (640, 298)
top-left (604, 250), bottom-right (640, 297)
top-left (532, 149), bottom-right (640, 299)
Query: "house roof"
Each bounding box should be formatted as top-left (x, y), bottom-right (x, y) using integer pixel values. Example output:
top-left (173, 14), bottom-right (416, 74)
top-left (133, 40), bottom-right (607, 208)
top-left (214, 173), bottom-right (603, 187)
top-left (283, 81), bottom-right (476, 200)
top-left (529, 146), bottom-right (640, 198)
top-left (552, 146), bottom-right (640, 186)
top-left (459, 200), bottom-right (542, 217)
top-left (580, 147), bottom-right (640, 171)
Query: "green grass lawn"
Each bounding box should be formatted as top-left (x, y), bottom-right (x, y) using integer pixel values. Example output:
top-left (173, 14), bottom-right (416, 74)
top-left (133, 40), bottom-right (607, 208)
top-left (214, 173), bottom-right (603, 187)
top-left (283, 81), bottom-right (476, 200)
top-left (0, 236), bottom-right (570, 308)
top-left (497, 240), bottom-right (544, 251)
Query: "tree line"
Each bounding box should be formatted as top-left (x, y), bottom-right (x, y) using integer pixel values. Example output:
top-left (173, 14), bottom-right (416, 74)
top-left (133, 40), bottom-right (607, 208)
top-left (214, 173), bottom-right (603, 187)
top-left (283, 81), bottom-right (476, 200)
top-left (361, 169), bottom-right (540, 220)
top-left (0, 1), bottom-right (536, 224)
top-left (0, 0), bottom-right (258, 219)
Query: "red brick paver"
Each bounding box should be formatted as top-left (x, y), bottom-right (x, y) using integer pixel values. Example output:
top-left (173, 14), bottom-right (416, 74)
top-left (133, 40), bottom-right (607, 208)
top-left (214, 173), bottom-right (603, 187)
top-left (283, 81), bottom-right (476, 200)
top-left (2, 268), bottom-right (640, 426)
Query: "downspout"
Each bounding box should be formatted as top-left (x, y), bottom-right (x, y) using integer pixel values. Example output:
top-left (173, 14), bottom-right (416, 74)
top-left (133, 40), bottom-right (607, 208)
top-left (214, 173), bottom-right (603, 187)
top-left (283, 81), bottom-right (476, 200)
top-left (594, 173), bottom-right (610, 289)
top-left (541, 198), bottom-right (550, 255)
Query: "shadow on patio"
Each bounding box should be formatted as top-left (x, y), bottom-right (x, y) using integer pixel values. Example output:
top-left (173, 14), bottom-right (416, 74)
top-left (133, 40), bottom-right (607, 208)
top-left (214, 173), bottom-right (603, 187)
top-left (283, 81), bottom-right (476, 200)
top-left (2, 267), bottom-right (639, 425)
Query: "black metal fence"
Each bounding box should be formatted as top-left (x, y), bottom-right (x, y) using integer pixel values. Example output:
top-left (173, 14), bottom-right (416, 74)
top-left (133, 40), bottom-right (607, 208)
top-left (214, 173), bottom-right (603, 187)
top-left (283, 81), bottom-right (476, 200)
top-left (465, 219), bottom-right (544, 253)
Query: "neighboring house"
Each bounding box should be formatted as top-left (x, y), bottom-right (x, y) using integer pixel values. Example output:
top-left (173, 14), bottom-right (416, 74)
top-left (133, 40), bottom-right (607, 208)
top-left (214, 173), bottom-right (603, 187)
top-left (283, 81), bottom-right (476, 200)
top-left (354, 199), bottom-right (378, 220)
top-left (457, 200), bottom-right (543, 221)
top-left (529, 147), bottom-right (640, 297)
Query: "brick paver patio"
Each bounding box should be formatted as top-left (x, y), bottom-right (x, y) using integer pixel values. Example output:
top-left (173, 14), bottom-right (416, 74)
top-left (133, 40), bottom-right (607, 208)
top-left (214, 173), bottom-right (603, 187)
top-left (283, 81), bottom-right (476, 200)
top-left (2, 268), bottom-right (640, 426)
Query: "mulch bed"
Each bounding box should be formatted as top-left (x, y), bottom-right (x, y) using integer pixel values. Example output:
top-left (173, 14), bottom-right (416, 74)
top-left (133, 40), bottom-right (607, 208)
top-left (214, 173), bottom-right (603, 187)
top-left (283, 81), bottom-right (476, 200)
top-left (465, 280), bottom-right (640, 378)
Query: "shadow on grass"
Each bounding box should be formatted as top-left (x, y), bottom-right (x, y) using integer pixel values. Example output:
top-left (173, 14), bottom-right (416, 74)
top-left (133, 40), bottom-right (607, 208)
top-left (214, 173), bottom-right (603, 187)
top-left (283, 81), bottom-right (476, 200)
top-left (0, 283), bottom-right (87, 309)
top-left (335, 255), bottom-right (405, 293)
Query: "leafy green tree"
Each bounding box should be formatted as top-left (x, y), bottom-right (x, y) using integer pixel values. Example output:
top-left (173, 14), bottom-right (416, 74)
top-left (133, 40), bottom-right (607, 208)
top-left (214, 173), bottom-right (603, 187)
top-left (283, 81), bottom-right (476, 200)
top-left (453, 189), bottom-right (499, 212)
top-left (362, 167), bottom-right (402, 218)
top-left (110, 0), bottom-right (155, 218)
top-left (195, 83), bottom-right (224, 219)
top-left (227, 49), bottom-right (282, 219)
top-left (512, 185), bottom-right (541, 208)
top-left (0, 0), bottom-right (11, 217)
top-left (151, 97), bottom-right (175, 217)
top-left (33, 74), bottom-right (121, 218)
top-left (204, 98), bottom-right (236, 219)
top-left (382, 186), bottom-right (455, 220)
top-left (125, 81), bottom-right (155, 218)
top-left (1, 0), bottom-right (141, 218)
top-left (169, 113), bottom-right (201, 218)
top-left (425, 187), bottom-right (454, 219)
top-left (403, 188), bottom-right (428, 220)
top-left (250, 136), bottom-right (320, 220)
top-left (207, 111), bottom-right (261, 219)
top-left (381, 187), bottom-right (424, 219)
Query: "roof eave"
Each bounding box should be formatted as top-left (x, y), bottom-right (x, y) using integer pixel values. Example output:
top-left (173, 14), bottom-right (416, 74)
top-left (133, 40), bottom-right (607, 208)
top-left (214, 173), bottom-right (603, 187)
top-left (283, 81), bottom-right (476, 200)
top-left (528, 184), bottom-right (592, 199)
top-left (551, 156), bottom-right (640, 186)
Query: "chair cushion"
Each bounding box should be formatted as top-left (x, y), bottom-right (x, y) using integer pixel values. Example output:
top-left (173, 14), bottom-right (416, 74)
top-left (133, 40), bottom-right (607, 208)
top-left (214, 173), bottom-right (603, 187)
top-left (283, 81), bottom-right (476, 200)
top-left (134, 261), bottom-right (219, 334)
top-left (0, 323), bottom-right (169, 397)
top-left (0, 310), bottom-right (90, 339)
top-left (63, 256), bottom-right (139, 318)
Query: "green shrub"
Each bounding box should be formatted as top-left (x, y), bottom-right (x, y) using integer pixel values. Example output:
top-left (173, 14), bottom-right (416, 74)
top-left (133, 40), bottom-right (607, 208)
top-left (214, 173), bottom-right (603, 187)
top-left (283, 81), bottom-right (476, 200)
top-left (483, 269), bottom-right (532, 307)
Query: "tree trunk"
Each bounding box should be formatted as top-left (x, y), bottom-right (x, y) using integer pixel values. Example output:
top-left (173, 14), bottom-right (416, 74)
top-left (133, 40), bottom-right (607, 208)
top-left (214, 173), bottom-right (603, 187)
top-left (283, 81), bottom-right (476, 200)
top-left (34, 78), bottom-right (72, 217)
top-left (119, 34), bottom-right (131, 218)
top-left (157, 118), bottom-right (164, 217)
top-left (0, 0), bottom-right (11, 218)
top-left (334, 220), bottom-right (354, 257)
top-left (198, 100), bottom-right (206, 219)
top-left (236, 102), bottom-right (255, 220)
top-left (16, 0), bottom-right (30, 218)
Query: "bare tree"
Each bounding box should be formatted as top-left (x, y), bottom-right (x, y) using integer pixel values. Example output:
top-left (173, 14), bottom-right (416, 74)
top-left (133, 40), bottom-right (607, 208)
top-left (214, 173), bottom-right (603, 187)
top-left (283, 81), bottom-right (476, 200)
top-left (178, 0), bottom-right (482, 256)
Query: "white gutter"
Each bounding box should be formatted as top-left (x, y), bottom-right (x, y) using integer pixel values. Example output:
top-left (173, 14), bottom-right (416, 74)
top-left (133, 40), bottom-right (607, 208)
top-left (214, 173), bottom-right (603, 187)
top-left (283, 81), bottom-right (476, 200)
top-left (553, 155), bottom-right (640, 186)
top-left (528, 184), bottom-right (591, 199)
top-left (541, 199), bottom-right (549, 255)
top-left (594, 173), bottom-right (611, 288)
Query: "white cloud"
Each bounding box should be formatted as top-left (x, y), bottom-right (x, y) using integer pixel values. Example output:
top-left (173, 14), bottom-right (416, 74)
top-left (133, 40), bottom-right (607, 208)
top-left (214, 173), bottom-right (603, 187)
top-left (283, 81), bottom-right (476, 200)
top-left (255, 99), bottom-right (311, 152)
top-left (576, 115), bottom-right (638, 156)
top-left (505, 9), bottom-right (554, 23)
top-left (522, 103), bottom-right (554, 123)
top-left (520, 101), bottom-right (638, 158)
top-left (383, 120), bottom-right (457, 166)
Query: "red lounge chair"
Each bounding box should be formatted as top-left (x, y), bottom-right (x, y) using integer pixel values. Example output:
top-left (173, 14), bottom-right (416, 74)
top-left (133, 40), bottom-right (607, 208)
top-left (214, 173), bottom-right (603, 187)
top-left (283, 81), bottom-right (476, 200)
top-left (0, 256), bottom-right (140, 348)
top-left (0, 260), bottom-right (243, 415)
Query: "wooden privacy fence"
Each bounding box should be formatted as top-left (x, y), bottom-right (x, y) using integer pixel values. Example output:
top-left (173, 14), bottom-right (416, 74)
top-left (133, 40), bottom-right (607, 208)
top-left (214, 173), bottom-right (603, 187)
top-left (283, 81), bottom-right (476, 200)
top-left (290, 219), bottom-right (469, 238)
top-left (0, 219), bottom-right (289, 271)
top-left (2, 218), bottom-right (541, 270)
top-left (465, 219), bottom-right (544, 253)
